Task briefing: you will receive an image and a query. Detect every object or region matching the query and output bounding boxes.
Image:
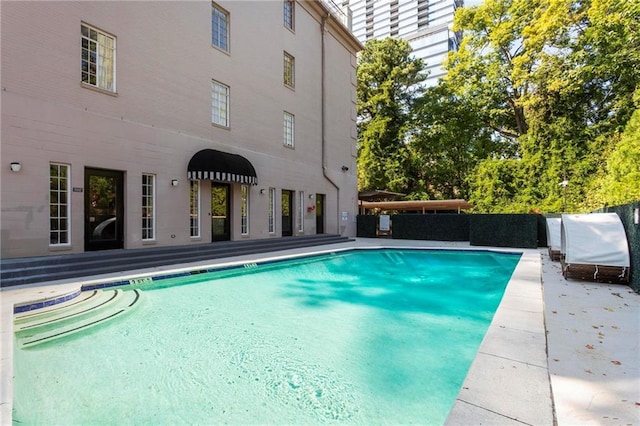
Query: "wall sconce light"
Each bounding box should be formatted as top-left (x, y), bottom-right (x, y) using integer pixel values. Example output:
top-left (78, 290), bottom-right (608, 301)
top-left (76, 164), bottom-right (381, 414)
top-left (260, 188), bottom-right (266, 195)
top-left (309, 194), bottom-right (314, 199)
top-left (10, 162), bottom-right (21, 172)
top-left (341, 165), bottom-right (349, 172)
top-left (171, 179), bottom-right (179, 187)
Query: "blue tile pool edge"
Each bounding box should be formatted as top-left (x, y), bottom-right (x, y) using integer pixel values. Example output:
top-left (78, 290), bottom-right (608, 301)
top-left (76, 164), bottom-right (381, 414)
top-left (13, 247), bottom-right (523, 314)
top-left (13, 289), bottom-right (82, 314)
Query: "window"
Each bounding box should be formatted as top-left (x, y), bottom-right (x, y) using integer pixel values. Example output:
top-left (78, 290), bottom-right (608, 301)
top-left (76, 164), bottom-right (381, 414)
top-left (81, 23), bottom-right (116, 92)
top-left (284, 0), bottom-right (294, 30)
top-left (190, 181), bottom-right (200, 238)
top-left (241, 185), bottom-right (249, 235)
top-left (50, 163), bottom-right (70, 245)
top-left (142, 174), bottom-right (155, 240)
top-left (284, 52), bottom-right (295, 88)
top-left (298, 191), bottom-right (304, 233)
top-left (283, 111), bottom-right (294, 147)
top-left (211, 80), bottom-right (229, 127)
top-left (212, 3), bottom-right (229, 51)
top-left (417, 0), bottom-right (429, 28)
top-left (268, 187), bottom-right (276, 234)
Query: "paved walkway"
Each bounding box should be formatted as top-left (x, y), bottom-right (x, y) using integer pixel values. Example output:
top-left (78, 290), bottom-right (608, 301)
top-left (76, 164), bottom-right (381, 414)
top-left (542, 254), bottom-right (640, 425)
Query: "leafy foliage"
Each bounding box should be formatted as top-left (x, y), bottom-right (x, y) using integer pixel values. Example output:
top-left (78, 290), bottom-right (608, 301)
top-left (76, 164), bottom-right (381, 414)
top-left (355, 0), bottom-right (639, 212)
top-left (409, 82), bottom-right (507, 200)
top-left (450, 0), bottom-right (640, 212)
top-left (356, 38), bottom-right (425, 193)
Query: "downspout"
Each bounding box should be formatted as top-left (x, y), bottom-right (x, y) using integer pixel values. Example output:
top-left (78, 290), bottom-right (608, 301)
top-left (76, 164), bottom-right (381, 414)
top-left (321, 13), bottom-right (342, 235)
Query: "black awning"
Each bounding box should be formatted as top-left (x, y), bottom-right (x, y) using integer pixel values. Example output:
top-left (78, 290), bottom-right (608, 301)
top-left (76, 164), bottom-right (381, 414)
top-left (187, 149), bottom-right (257, 185)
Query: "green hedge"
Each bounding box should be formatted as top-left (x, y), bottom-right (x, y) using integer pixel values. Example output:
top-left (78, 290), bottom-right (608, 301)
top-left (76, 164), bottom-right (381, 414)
top-left (392, 214), bottom-right (469, 241)
top-left (356, 215), bottom-right (377, 238)
top-left (470, 214), bottom-right (539, 249)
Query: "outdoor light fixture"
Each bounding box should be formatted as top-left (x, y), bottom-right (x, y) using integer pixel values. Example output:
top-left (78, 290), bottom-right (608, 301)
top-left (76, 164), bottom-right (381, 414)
top-left (341, 165), bottom-right (349, 172)
top-left (260, 188), bottom-right (266, 195)
top-left (10, 162), bottom-right (21, 172)
top-left (171, 179), bottom-right (179, 187)
top-left (309, 194), bottom-right (314, 199)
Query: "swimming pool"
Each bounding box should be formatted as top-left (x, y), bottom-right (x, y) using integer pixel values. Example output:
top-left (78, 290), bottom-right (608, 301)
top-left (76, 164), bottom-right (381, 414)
top-left (13, 248), bottom-right (520, 424)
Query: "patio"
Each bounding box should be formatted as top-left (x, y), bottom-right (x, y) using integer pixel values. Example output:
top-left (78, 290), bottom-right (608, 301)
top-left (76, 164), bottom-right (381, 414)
top-left (2, 238), bottom-right (638, 424)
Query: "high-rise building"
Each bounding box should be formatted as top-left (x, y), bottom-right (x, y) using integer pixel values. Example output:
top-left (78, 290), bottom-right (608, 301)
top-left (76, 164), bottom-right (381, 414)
top-left (347, 0), bottom-right (463, 86)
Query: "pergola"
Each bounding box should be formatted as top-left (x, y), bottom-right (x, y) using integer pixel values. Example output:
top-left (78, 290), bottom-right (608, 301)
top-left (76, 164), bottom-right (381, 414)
top-left (359, 199), bottom-right (473, 214)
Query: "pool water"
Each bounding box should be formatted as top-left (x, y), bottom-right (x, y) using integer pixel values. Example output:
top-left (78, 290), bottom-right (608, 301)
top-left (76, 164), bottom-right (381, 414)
top-left (13, 249), bottom-right (520, 425)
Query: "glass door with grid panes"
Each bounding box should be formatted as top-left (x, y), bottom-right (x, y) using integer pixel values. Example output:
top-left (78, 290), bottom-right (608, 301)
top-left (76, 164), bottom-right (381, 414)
top-left (281, 190), bottom-right (293, 237)
top-left (211, 183), bottom-right (230, 241)
top-left (315, 193), bottom-right (325, 234)
top-left (84, 168), bottom-right (124, 251)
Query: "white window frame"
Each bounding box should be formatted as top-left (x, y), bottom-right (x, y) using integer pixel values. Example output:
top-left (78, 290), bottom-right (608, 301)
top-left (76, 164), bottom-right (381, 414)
top-left (49, 163), bottom-right (71, 246)
top-left (268, 187), bottom-right (276, 234)
top-left (241, 185), bottom-right (249, 235)
top-left (81, 23), bottom-right (116, 92)
top-left (284, 111), bottom-right (295, 148)
top-left (298, 191), bottom-right (304, 233)
top-left (284, 51), bottom-right (295, 88)
top-left (212, 2), bottom-right (230, 52)
top-left (284, 0), bottom-right (295, 31)
top-left (212, 80), bottom-right (230, 128)
top-left (142, 174), bottom-right (156, 241)
top-left (190, 180), bottom-right (200, 238)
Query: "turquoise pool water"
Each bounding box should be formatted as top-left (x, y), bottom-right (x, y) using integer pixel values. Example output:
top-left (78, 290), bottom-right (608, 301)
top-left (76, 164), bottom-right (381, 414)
top-left (13, 249), bottom-right (520, 424)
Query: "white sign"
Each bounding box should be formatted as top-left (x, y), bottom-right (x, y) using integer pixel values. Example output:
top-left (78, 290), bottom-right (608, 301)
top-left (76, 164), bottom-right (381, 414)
top-left (341, 211), bottom-right (349, 221)
top-left (379, 215), bottom-right (391, 231)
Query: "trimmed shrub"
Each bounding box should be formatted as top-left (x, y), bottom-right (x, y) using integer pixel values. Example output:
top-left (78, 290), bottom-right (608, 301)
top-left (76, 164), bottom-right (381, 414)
top-left (356, 215), bottom-right (377, 238)
top-left (470, 214), bottom-right (538, 249)
top-left (392, 214), bottom-right (469, 241)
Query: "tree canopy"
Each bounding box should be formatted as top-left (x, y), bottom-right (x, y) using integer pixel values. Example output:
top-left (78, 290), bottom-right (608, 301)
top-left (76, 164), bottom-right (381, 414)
top-left (356, 0), bottom-right (640, 212)
top-left (356, 38), bottom-right (425, 194)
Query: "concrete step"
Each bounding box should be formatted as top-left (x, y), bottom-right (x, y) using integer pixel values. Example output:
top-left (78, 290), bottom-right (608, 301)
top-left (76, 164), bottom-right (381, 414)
top-left (14, 288), bottom-right (142, 348)
top-left (1, 234), bottom-right (353, 287)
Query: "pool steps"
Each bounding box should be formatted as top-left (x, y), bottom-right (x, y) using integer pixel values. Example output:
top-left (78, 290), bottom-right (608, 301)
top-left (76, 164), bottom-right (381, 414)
top-left (14, 288), bottom-right (141, 348)
top-left (1, 234), bottom-right (352, 287)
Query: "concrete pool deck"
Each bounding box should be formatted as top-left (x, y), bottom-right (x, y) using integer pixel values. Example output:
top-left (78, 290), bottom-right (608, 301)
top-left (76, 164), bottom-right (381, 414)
top-left (2, 238), bottom-right (639, 425)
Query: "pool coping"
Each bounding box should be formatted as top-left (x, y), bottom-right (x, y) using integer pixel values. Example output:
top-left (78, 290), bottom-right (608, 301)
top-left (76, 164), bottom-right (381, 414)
top-left (0, 239), bottom-right (551, 424)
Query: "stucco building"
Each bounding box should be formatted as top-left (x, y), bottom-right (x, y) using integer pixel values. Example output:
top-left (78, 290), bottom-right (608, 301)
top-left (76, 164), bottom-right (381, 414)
top-left (1, 1), bottom-right (362, 258)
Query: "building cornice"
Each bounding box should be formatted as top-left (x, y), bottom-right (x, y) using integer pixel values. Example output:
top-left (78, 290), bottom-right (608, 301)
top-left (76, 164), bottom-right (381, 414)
top-left (301, 1), bottom-right (364, 53)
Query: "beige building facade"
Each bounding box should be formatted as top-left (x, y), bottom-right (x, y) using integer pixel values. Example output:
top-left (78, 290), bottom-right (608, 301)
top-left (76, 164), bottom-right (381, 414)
top-left (1, 1), bottom-right (362, 258)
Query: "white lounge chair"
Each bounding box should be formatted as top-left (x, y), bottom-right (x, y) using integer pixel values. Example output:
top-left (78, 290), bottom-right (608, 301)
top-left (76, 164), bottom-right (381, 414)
top-left (545, 217), bottom-right (562, 261)
top-left (560, 213), bottom-right (630, 283)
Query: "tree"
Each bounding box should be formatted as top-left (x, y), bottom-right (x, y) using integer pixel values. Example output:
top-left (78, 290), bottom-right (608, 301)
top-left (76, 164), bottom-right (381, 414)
top-left (409, 82), bottom-right (506, 200)
top-left (356, 38), bottom-right (425, 193)
top-left (446, 0), bottom-right (540, 141)
top-left (447, 0), bottom-right (640, 212)
top-left (592, 105), bottom-right (640, 206)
